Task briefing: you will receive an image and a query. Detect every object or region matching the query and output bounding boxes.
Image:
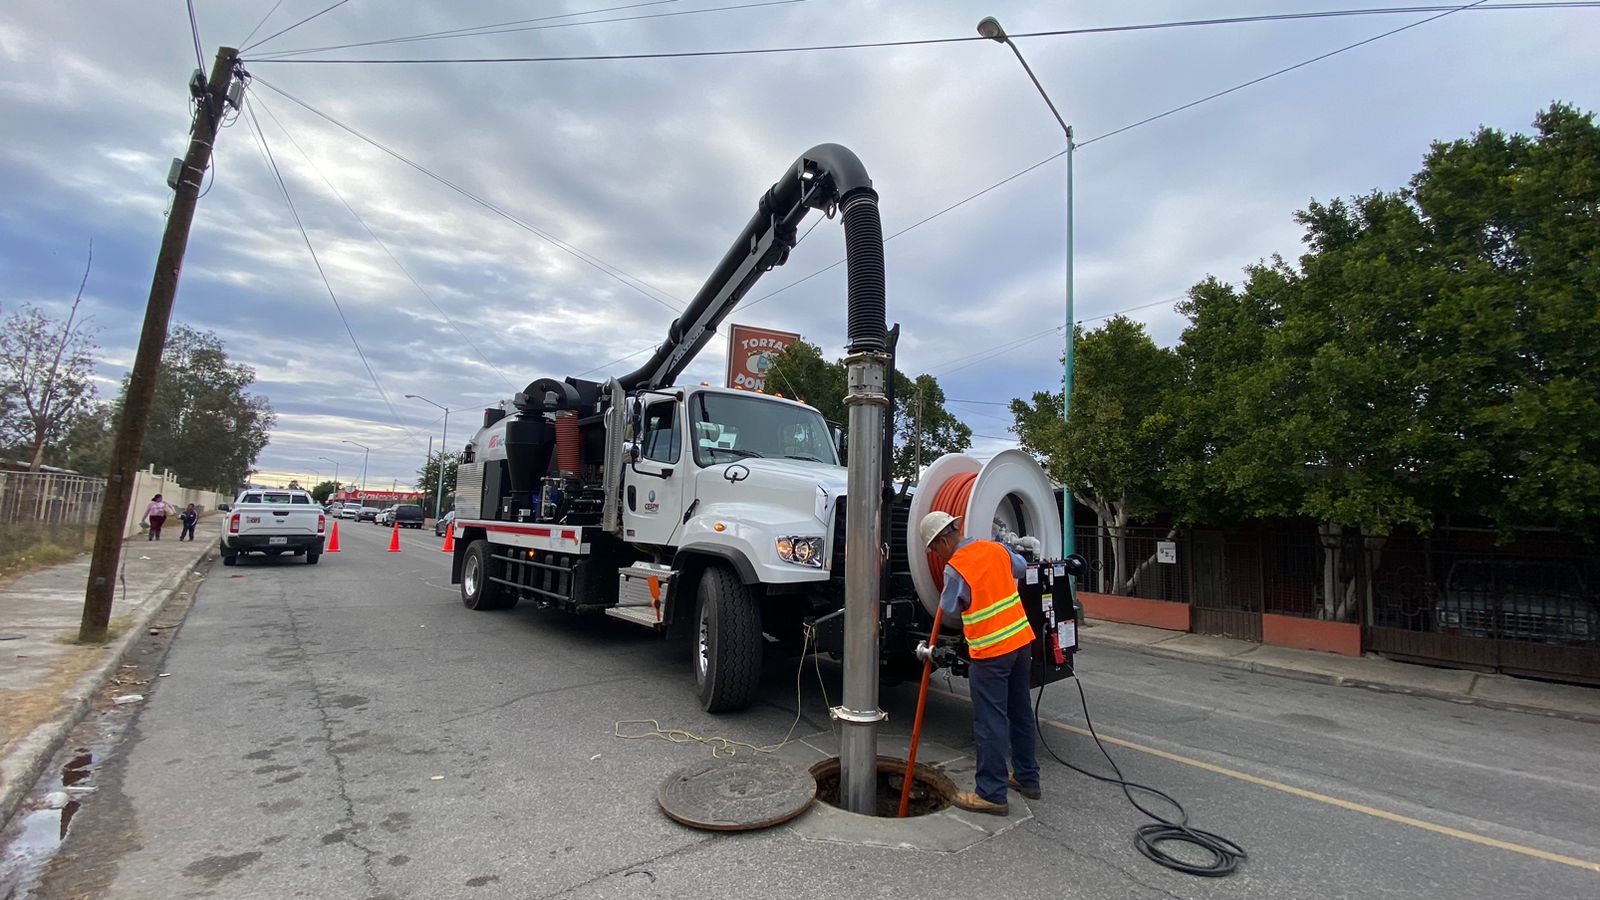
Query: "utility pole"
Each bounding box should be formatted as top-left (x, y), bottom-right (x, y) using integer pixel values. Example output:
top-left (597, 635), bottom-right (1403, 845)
top-left (79, 47), bottom-right (239, 642)
top-left (913, 383), bottom-right (924, 483)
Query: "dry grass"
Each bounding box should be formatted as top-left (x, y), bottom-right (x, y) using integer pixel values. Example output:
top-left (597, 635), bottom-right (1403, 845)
top-left (0, 538), bottom-right (91, 583)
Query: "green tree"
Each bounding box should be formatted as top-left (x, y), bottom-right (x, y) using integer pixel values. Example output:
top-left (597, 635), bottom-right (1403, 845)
top-left (0, 247), bottom-right (98, 471)
top-left (1164, 103), bottom-right (1600, 617)
top-left (60, 404), bottom-right (117, 476)
top-left (309, 480), bottom-right (340, 504)
top-left (765, 340), bottom-right (970, 480)
top-left (132, 324), bottom-right (274, 492)
top-left (1011, 316), bottom-right (1179, 594)
top-left (417, 451), bottom-right (460, 517)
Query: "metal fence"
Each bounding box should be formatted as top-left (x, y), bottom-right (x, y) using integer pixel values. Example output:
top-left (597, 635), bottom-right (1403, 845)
top-left (1074, 520), bottom-right (1600, 682)
top-left (0, 470), bottom-right (106, 556)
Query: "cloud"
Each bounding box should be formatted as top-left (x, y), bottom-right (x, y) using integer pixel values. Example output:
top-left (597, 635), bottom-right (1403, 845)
top-left (3, 0), bottom-right (1597, 484)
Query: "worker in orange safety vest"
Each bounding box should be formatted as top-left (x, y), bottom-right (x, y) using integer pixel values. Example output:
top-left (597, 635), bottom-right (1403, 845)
top-left (920, 510), bottom-right (1040, 816)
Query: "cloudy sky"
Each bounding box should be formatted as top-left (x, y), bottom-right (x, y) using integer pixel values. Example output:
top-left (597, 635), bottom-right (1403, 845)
top-left (2, 1), bottom-right (1595, 490)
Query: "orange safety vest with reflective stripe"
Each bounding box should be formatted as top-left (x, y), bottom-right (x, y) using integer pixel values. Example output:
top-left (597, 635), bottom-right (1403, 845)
top-left (949, 540), bottom-right (1034, 660)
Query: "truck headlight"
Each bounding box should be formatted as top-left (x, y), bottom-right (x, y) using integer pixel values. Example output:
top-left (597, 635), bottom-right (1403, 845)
top-left (776, 536), bottom-right (824, 568)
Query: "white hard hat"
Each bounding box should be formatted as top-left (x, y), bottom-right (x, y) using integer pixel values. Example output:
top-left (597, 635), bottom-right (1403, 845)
top-left (918, 511), bottom-right (962, 549)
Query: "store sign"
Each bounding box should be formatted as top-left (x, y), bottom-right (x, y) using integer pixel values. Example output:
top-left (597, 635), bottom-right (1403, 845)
top-left (725, 323), bottom-right (801, 392)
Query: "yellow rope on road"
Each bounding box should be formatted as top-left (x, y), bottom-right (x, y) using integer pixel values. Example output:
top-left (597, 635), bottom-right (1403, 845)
top-left (614, 625), bottom-right (824, 758)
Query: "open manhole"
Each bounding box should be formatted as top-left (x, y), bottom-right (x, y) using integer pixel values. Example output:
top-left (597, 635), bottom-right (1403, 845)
top-left (809, 756), bottom-right (955, 818)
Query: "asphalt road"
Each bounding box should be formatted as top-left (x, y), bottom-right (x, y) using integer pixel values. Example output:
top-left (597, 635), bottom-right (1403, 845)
top-left (19, 521), bottom-right (1600, 898)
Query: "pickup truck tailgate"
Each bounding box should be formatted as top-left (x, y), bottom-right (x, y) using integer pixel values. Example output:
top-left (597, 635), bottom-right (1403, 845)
top-left (234, 508), bottom-right (323, 537)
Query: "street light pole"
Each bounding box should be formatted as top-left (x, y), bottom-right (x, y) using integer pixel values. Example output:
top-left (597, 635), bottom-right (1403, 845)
top-left (978, 16), bottom-right (1076, 561)
top-left (406, 394), bottom-right (451, 519)
top-left (318, 456), bottom-right (340, 491)
top-left (341, 440), bottom-right (370, 499)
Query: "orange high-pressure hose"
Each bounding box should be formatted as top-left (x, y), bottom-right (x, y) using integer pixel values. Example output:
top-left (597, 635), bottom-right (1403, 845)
top-left (897, 472), bottom-right (976, 817)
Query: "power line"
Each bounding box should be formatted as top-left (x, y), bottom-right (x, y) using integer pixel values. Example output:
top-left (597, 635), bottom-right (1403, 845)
top-left (183, 0), bottom-right (204, 72)
top-left (240, 0), bottom-right (286, 48)
top-left (250, 0), bottom-right (679, 59)
top-left (243, 3), bottom-right (1598, 64)
top-left (1080, 0), bottom-right (1494, 147)
top-left (243, 0), bottom-right (359, 54)
top-left (251, 0), bottom-right (805, 61)
top-left (249, 90), bottom-right (517, 391)
top-left (251, 77), bottom-right (688, 317)
top-left (241, 95), bottom-right (421, 443)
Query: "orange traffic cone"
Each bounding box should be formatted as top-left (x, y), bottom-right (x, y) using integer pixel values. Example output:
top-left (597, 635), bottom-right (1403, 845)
top-left (326, 520), bottom-right (341, 553)
top-left (440, 526), bottom-right (454, 553)
top-left (387, 520), bottom-right (402, 553)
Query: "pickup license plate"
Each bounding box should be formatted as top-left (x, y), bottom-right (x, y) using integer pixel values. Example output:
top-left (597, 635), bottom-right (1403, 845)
top-left (268, 536), bottom-right (287, 545)
top-left (247, 516), bottom-right (261, 524)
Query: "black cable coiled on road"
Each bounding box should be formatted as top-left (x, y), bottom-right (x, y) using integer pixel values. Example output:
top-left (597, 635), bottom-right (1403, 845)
top-left (1036, 678), bottom-right (1248, 877)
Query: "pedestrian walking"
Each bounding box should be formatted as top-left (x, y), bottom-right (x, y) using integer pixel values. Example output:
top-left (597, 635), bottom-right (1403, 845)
top-left (919, 510), bottom-right (1040, 816)
top-left (143, 494), bottom-right (174, 541)
top-left (179, 503), bottom-right (199, 542)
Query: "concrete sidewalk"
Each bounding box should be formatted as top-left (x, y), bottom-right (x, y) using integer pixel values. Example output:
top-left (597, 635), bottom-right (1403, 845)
top-left (1084, 618), bottom-right (1600, 722)
top-left (0, 516), bottom-right (217, 825)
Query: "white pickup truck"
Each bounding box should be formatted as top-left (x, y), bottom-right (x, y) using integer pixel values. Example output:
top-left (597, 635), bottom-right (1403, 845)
top-left (219, 489), bottom-right (327, 566)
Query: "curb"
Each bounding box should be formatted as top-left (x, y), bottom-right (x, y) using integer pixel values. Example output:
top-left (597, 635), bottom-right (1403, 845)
top-left (0, 543), bottom-right (215, 829)
top-left (1085, 625), bottom-right (1600, 726)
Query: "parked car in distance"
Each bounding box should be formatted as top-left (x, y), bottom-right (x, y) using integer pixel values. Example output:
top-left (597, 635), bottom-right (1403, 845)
top-left (1434, 560), bottom-right (1597, 646)
top-left (359, 506), bottom-right (379, 522)
top-left (434, 509), bottom-right (456, 537)
top-left (375, 507), bottom-right (395, 526)
top-left (339, 503), bottom-right (362, 519)
top-left (391, 504), bottom-right (425, 529)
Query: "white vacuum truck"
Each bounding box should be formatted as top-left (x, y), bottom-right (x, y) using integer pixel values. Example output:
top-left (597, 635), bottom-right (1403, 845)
top-left (448, 145), bottom-right (1083, 715)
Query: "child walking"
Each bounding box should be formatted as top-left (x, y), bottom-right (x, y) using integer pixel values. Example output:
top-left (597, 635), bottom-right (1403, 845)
top-left (179, 503), bottom-right (199, 542)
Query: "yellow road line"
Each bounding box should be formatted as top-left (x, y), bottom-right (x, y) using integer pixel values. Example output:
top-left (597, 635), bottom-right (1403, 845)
top-left (929, 687), bottom-right (1600, 874)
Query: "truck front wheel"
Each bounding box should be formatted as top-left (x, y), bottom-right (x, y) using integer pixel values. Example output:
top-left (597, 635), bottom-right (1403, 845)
top-left (693, 565), bottom-right (763, 713)
top-left (461, 541), bottom-right (512, 611)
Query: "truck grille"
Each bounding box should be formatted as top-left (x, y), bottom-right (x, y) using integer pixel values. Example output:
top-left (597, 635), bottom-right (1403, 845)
top-left (831, 497), bottom-right (912, 576)
top-left (456, 462), bottom-right (484, 520)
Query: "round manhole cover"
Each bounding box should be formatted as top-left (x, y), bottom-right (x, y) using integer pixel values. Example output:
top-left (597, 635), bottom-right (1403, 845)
top-left (657, 756), bottom-right (815, 832)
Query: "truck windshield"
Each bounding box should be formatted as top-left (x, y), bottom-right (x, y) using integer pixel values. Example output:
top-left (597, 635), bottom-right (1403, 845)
top-left (692, 392), bottom-right (837, 467)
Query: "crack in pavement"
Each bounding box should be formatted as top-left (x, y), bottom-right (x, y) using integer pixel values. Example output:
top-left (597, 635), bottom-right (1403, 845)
top-left (1023, 819), bottom-right (1187, 899)
top-left (277, 591), bottom-right (384, 893)
top-left (436, 675), bottom-right (644, 726)
top-left (532, 836), bottom-right (716, 899)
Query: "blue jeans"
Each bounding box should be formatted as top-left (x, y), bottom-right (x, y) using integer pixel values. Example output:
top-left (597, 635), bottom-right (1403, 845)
top-left (969, 645), bottom-right (1040, 804)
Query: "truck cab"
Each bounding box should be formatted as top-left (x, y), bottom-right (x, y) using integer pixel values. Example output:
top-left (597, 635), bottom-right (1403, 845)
top-left (625, 386), bottom-right (844, 585)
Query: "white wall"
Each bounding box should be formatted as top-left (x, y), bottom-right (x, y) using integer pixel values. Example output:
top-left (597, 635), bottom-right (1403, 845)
top-left (123, 466), bottom-right (225, 538)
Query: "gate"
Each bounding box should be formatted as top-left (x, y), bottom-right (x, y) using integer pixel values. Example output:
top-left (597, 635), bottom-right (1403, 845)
top-left (1189, 529), bottom-right (1262, 641)
top-left (1364, 530), bottom-right (1600, 685)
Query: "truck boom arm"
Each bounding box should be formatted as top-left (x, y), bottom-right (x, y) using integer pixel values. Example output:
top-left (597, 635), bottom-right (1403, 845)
top-left (616, 143), bottom-right (885, 391)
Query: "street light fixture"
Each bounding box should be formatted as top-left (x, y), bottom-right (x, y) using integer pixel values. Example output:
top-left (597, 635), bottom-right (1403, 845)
top-left (406, 394), bottom-right (451, 520)
top-left (341, 440), bottom-right (370, 498)
top-left (977, 14), bottom-right (1076, 562)
top-left (318, 455), bottom-right (340, 491)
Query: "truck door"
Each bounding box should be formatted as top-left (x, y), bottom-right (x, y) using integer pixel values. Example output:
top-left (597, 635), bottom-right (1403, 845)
top-left (623, 397), bottom-right (686, 545)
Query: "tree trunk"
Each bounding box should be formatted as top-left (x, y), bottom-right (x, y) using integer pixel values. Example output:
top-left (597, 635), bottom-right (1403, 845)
top-left (1121, 526), bottom-right (1179, 596)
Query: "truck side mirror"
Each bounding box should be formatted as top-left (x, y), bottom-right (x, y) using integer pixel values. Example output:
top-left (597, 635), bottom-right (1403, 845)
top-left (218, 503), bottom-right (231, 512)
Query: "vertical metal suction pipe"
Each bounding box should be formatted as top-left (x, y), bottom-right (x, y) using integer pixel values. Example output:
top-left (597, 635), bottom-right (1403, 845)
top-left (837, 189), bottom-right (889, 816)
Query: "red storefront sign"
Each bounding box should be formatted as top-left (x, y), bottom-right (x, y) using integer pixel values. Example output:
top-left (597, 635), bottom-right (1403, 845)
top-left (332, 490), bottom-right (422, 503)
top-left (725, 323), bottom-right (801, 392)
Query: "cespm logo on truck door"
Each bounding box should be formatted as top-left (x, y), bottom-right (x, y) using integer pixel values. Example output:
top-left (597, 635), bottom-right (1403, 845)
top-left (644, 489), bottom-right (658, 513)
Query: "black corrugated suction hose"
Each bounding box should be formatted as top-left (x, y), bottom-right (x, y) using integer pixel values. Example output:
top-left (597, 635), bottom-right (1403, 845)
top-left (841, 190), bottom-right (886, 354)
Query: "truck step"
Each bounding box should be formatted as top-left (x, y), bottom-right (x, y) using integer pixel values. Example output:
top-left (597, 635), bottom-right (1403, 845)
top-left (605, 605), bottom-right (663, 630)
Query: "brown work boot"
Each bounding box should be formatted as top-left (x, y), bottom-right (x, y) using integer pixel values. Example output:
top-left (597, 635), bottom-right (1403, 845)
top-left (953, 791), bottom-right (1009, 816)
top-left (1008, 774), bottom-right (1042, 800)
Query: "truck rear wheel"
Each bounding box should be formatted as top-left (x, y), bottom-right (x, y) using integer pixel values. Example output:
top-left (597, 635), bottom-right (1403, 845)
top-left (306, 549), bottom-right (321, 565)
top-left (461, 541), bottom-right (512, 611)
top-left (693, 565), bottom-right (762, 713)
